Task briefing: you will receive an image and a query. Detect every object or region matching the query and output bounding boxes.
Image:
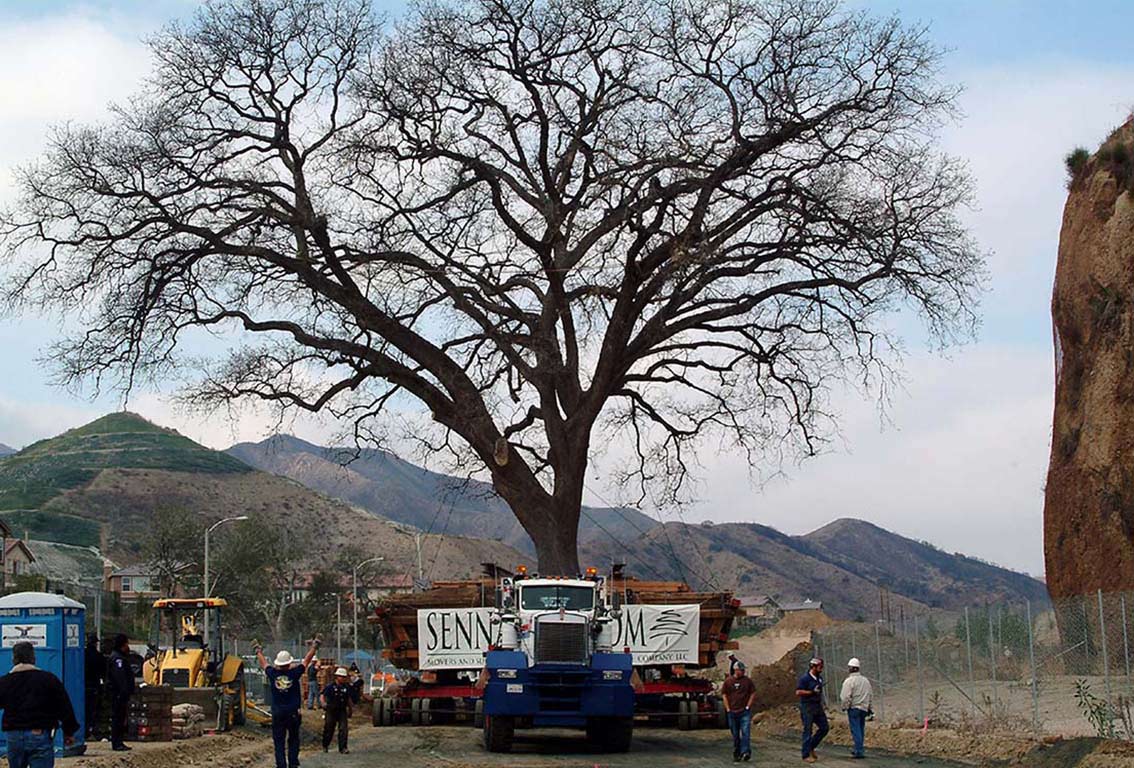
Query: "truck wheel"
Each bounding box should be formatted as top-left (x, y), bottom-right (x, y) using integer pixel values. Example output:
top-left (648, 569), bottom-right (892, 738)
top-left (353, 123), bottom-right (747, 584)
top-left (382, 698), bottom-right (394, 727)
top-left (420, 698), bottom-right (433, 726)
top-left (232, 674), bottom-right (247, 727)
top-left (604, 717), bottom-right (633, 752)
top-left (677, 700), bottom-right (692, 731)
top-left (473, 699), bottom-right (485, 729)
top-left (710, 696), bottom-right (727, 728)
top-left (217, 693), bottom-right (232, 732)
top-left (411, 698), bottom-right (422, 726)
top-left (483, 715), bottom-right (514, 752)
top-left (373, 697), bottom-right (385, 728)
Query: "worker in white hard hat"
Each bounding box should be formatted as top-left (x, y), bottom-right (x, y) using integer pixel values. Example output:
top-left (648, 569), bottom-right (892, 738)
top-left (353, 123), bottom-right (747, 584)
top-left (256, 638), bottom-right (321, 768)
top-left (840, 657), bottom-right (874, 760)
top-left (320, 666), bottom-right (358, 754)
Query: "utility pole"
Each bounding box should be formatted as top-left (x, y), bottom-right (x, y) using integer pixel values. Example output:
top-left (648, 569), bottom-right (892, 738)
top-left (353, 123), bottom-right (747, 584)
top-left (353, 557), bottom-right (384, 663)
top-left (203, 516), bottom-right (248, 646)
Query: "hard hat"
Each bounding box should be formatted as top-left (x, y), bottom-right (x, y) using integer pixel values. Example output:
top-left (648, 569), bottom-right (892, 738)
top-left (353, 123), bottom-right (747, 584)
top-left (334, 667), bottom-right (348, 677)
top-left (274, 650), bottom-right (294, 667)
top-left (809, 658), bottom-right (823, 667)
top-left (847, 657), bottom-right (861, 668)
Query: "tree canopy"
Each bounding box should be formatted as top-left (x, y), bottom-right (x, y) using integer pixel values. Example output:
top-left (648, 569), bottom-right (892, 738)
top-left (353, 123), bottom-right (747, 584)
top-left (1, 0), bottom-right (983, 573)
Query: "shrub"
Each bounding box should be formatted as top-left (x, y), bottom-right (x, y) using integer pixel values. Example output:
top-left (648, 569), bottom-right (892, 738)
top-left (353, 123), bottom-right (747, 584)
top-left (1065, 147), bottom-right (1090, 187)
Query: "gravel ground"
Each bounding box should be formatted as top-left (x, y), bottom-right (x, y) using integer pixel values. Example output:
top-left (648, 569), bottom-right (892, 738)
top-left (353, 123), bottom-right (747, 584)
top-left (302, 724), bottom-right (969, 768)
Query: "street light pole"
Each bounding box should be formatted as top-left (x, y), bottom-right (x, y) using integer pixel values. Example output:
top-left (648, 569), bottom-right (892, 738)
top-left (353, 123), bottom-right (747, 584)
top-left (203, 515), bottom-right (248, 646)
top-left (388, 523), bottom-right (425, 588)
top-left (353, 557), bottom-right (385, 663)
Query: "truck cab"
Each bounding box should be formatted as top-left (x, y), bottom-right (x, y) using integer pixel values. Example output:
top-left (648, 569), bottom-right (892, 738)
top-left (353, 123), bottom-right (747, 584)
top-left (481, 569), bottom-right (634, 753)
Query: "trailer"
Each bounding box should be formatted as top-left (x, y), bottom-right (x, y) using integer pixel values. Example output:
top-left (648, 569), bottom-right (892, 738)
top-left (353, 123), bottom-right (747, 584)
top-left (369, 564), bottom-right (743, 731)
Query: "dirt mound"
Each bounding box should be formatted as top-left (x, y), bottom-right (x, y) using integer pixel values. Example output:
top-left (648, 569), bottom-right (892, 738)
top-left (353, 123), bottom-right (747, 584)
top-left (1045, 119), bottom-right (1134, 598)
top-left (748, 641), bottom-right (812, 712)
top-left (773, 610), bottom-right (834, 633)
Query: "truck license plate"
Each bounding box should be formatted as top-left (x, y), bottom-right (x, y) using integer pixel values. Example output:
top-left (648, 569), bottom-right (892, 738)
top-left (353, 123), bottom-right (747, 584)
top-left (506, 684), bottom-right (523, 694)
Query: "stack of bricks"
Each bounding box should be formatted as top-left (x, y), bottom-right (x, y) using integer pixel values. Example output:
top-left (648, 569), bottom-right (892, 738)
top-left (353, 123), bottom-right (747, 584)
top-left (128, 685), bottom-right (173, 742)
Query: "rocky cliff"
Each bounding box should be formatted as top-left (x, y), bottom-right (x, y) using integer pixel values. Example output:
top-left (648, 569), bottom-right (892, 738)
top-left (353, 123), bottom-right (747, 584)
top-left (1045, 121), bottom-right (1134, 598)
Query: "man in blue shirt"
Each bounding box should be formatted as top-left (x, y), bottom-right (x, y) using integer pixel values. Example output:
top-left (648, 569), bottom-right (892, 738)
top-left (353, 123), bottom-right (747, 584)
top-left (257, 640), bottom-right (320, 768)
top-left (796, 658), bottom-right (829, 763)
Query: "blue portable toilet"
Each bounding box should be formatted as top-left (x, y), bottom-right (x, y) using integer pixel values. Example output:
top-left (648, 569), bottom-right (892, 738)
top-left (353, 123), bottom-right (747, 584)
top-left (0, 592), bottom-right (86, 757)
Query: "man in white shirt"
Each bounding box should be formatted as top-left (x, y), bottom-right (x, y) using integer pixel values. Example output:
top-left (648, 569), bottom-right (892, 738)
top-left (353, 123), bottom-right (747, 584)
top-left (840, 658), bottom-right (873, 759)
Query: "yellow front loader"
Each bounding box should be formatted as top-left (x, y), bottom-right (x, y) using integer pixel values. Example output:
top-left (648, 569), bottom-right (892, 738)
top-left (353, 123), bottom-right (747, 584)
top-left (143, 598), bottom-right (247, 730)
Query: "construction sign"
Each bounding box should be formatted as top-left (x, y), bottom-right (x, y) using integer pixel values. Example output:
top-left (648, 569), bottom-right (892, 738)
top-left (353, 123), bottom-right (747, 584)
top-left (615, 604), bottom-right (701, 666)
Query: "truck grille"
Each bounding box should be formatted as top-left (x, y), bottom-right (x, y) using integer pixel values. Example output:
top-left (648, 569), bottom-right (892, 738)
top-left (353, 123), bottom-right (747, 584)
top-left (535, 620), bottom-right (587, 664)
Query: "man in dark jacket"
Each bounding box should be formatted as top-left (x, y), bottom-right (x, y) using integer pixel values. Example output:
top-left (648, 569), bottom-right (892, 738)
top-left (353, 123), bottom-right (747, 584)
top-left (82, 636), bottom-right (104, 739)
top-left (0, 641), bottom-right (80, 768)
top-left (320, 667), bottom-right (357, 754)
top-left (107, 634), bottom-right (134, 752)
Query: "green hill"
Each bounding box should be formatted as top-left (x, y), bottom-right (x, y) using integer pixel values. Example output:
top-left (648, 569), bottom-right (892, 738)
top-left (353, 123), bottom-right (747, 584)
top-left (0, 412), bottom-right (250, 509)
top-left (0, 510), bottom-right (101, 548)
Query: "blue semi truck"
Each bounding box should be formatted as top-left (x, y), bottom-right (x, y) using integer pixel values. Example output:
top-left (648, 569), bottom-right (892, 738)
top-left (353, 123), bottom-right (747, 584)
top-left (480, 569), bottom-right (635, 752)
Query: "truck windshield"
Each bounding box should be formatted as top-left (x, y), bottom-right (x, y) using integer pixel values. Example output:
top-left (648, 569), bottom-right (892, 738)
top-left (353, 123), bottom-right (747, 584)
top-left (520, 586), bottom-right (594, 610)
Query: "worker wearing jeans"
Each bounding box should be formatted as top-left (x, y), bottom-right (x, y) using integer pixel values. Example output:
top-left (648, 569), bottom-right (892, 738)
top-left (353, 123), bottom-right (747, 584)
top-left (840, 658), bottom-right (874, 759)
top-left (0, 641), bottom-right (80, 768)
top-left (258, 642), bottom-right (320, 768)
top-left (720, 661), bottom-right (756, 762)
top-left (796, 658), bottom-right (829, 763)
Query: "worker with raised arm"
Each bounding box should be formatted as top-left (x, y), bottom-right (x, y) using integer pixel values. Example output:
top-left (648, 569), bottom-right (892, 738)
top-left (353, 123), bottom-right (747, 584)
top-left (257, 638), bottom-right (321, 768)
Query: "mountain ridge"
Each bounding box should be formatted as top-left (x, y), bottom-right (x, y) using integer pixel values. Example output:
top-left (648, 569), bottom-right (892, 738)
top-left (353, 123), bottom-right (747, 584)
top-left (0, 412), bottom-right (525, 581)
top-left (227, 433), bottom-right (660, 555)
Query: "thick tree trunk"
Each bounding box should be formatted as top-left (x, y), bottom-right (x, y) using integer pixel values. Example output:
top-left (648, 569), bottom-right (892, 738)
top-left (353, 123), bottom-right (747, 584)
top-left (494, 471), bottom-right (584, 576)
top-left (529, 512), bottom-right (581, 576)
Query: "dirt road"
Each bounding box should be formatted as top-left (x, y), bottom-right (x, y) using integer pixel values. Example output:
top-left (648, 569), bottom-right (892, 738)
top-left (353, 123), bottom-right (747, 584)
top-left (302, 725), bottom-right (969, 768)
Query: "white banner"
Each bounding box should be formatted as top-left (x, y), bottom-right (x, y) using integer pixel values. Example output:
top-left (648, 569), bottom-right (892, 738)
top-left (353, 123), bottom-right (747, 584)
top-left (2, 624), bottom-right (48, 648)
top-left (614, 604), bottom-right (700, 666)
top-left (414, 604), bottom-right (701, 669)
top-left (417, 608), bottom-right (494, 670)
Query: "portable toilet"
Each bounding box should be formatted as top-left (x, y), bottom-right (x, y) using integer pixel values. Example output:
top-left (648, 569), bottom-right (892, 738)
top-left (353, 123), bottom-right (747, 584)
top-left (0, 592), bottom-right (86, 757)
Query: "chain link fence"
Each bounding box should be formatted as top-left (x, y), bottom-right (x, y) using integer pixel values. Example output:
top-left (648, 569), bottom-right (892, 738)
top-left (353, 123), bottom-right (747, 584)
top-left (812, 590), bottom-right (1134, 741)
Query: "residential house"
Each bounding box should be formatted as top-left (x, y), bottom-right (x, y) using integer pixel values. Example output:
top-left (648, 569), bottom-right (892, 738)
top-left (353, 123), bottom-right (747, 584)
top-left (5, 539), bottom-right (35, 581)
top-left (780, 598), bottom-right (823, 614)
top-left (106, 566), bottom-right (162, 602)
top-left (736, 594), bottom-right (782, 628)
top-left (0, 519), bottom-right (14, 587)
top-left (289, 572), bottom-right (414, 604)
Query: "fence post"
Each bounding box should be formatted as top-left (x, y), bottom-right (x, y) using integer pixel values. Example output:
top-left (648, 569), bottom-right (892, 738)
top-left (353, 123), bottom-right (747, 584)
top-left (1026, 600), bottom-right (1039, 738)
top-left (988, 607), bottom-right (998, 704)
top-left (1121, 594), bottom-right (1131, 692)
top-left (874, 622), bottom-right (885, 721)
top-left (1083, 599), bottom-right (1092, 669)
top-left (965, 607), bottom-right (976, 719)
top-left (915, 614), bottom-right (925, 725)
top-left (1098, 589), bottom-right (1112, 706)
top-left (902, 607), bottom-right (910, 669)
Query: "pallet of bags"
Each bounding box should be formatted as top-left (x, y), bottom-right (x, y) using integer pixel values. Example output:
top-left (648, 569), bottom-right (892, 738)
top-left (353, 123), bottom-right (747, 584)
top-left (171, 702), bottom-right (207, 740)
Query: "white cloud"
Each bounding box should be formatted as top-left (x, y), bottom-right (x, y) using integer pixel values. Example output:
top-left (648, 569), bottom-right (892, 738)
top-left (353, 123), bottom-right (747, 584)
top-left (0, 15), bottom-right (149, 196)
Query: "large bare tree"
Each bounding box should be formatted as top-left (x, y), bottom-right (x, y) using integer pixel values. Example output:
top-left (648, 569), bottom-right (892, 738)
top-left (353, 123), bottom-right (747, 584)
top-left (1, 0), bottom-right (982, 574)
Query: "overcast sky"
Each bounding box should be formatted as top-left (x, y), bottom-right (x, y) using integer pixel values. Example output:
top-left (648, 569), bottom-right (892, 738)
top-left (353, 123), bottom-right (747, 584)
top-left (1, 0), bottom-right (1131, 577)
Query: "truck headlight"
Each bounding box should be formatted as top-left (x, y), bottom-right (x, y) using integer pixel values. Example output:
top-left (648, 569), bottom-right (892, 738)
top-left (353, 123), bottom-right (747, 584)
top-left (496, 669), bottom-right (517, 679)
top-left (602, 670), bottom-right (623, 680)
